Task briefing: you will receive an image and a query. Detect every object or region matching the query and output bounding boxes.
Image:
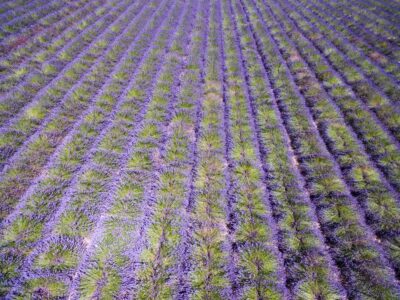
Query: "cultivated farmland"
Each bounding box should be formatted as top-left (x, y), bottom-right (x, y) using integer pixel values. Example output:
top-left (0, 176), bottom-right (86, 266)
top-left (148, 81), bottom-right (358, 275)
top-left (0, 0), bottom-right (399, 298)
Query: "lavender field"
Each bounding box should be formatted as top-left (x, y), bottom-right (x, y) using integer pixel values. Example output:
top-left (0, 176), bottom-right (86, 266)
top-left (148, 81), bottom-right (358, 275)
top-left (0, 0), bottom-right (399, 298)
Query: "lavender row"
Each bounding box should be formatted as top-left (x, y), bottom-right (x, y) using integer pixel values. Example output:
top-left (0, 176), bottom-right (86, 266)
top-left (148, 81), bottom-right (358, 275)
top-left (179, 1), bottom-right (234, 297)
top-left (270, 2), bottom-right (400, 145)
top-left (0, 0), bottom-right (50, 26)
top-left (13, 0), bottom-right (185, 296)
top-left (309, 0), bottom-right (400, 77)
top-left (0, 0), bottom-right (148, 223)
top-left (59, 2), bottom-right (196, 298)
top-left (1, 3), bottom-right (116, 117)
top-left (131, 2), bottom-right (209, 297)
top-left (0, 0), bottom-right (122, 113)
top-left (283, 0), bottom-right (400, 105)
top-left (352, 0), bottom-right (400, 17)
top-left (257, 0), bottom-right (400, 279)
top-left (310, 0), bottom-right (400, 78)
top-left (0, 0), bottom-right (163, 230)
top-left (345, 0), bottom-right (400, 32)
top-left (0, 0), bottom-right (95, 73)
top-left (221, 0), bottom-right (290, 297)
top-left (354, 0), bottom-right (400, 27)
top-left (0, 0), bottom-right (182, 297)
top-left (326, 0), bottom-right (400, 44)
top-left (309, 0), bottom-right (400, 64)
top-left (0, 0), bottom-right (141, 171)
top-left (0, 0), bottom-right (59, 33)
top-left (0, 0), bottom-right (169, 286)
top-left (0, 0), bottom-right (131, 169)
top-left (329, 0), bottom-right (400, 39)
top-left (239, 0), bottom-right (400, 298)
top-left (0, 0), bottom-right (30, 15)
top-left (264, 0), bottom-right (400, 192)
top-left (266, 0), bottom-right (400, 140)
top-left (0, 0), bottom-right (34, 11)
top-left (0, 0), bottom-right (104, 83)
top-left (1, 0), bottom-right (84, 60)
top-left (0, 0), bottom-right (126, 126)
top-left (293, 0), bottom-right (400, 82)
top-left (229, 0), bottom-right (346, 297)
top-left (0, 0), bottom-right (65, 41)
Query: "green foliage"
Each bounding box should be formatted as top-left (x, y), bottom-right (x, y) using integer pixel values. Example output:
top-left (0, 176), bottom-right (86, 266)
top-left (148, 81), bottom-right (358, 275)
top-left (19, 278), bottom-right (67, 299)
top-left (34, 243), bottom-right (78, 272)
top-left (79, 264), bottom-right (121, 299)
top-left (55, 211), bottom-right (91, 237)
top-left (2, 217), bottom-right (42, 247)
top-left (41, 63), bottom-right (57, 76)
